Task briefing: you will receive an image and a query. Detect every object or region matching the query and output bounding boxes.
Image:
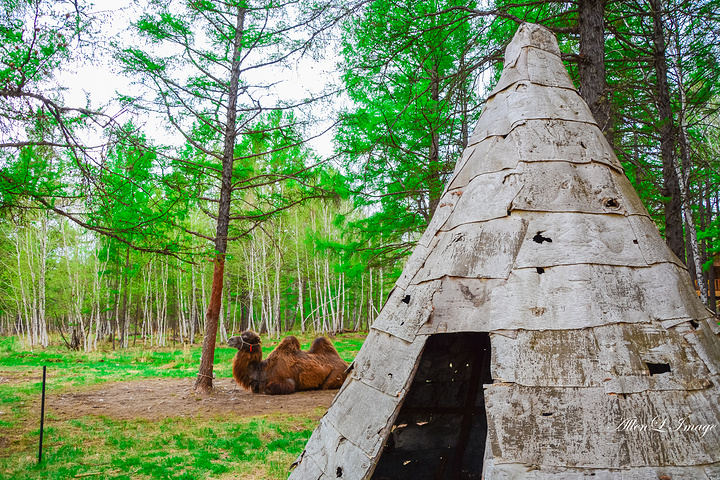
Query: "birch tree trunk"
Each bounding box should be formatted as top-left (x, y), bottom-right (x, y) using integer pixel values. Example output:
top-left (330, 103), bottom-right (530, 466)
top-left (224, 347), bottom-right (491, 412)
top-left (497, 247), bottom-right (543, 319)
top-left (120, 246), bottom-right (131, 349)
top-left (274, 249), bottom-right (281, 333)
top-left (294, 210), bottom-right (305, 332)
top-left (190, 262), bottom-right (198, 344)
top-left (37, 214), bottom-right (48, 347)
top-left (667, 15), bottom-right (709, 306)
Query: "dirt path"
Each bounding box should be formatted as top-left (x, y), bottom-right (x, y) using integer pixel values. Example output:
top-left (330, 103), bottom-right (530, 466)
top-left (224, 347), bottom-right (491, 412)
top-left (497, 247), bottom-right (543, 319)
top-left (50, 377), bottom-right (338, 421)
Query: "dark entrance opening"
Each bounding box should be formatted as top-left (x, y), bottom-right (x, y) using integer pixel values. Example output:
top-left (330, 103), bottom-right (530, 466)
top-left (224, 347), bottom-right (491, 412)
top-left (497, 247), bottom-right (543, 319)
top-left (371, 332), bottom-right (492, 480)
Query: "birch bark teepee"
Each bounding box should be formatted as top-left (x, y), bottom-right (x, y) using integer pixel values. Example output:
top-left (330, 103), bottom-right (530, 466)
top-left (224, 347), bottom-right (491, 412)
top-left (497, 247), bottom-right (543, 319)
top-left (289, 23), bottom-right (720, 480)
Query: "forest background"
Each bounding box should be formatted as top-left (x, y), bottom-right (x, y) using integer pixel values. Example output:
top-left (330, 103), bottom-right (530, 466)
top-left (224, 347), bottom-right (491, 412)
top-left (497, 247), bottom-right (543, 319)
top-left (1, 0), bottom-right (719, 391)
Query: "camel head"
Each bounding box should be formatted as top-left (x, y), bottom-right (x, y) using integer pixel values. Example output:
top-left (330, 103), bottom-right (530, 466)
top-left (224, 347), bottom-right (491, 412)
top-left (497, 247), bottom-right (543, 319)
top-left (228, 330), bottom-right (262, 354)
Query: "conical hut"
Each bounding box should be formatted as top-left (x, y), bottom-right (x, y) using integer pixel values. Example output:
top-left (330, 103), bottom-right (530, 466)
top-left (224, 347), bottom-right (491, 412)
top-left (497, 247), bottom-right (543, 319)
top-left (288, 23), bottom-right (720, 479)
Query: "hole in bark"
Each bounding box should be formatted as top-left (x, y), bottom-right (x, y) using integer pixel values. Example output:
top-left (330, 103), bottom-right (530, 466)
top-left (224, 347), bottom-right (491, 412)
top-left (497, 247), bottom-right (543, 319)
top-left (402, 295), bottom-right (411, 304)
top-left (633, 239), bottom-right (638, 244)
top-left (580, 141), bottom-right (587, 148)
top-left (604, 198), bottom-right (620, 209)
top-left (336, 466), bottom-right (343, 477)
top-left (690, 320), bottom-right (699, 329)
top-left (536, 267), bottom-right (545, 274)
top-left (507, 209), bottom-right (512, 216)
top-left (533, 232), bottom-right (553, 244)
top-left (646, 363), bottom-right (671, 376)
top-left (541, 412), bottom-right (553, 417)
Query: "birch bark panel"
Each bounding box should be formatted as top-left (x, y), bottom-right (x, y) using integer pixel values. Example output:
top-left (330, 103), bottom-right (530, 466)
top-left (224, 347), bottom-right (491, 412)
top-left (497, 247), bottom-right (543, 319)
top-left (349, 329), bottom-right (426, 396)
top-left (447, 136), bottom-right (521, 192)
top-left (290, 417), bottom-right (373, 480)
top-left (627, 214), bottom-right (687, 267)
top-left (413, 218), bottom-right (528, 283)
top-left (509, 161), bottom-right (646, 216)
top-left (485, 385), bottom-right (720, 468)
top-left (512, 119), bottom-right (622, 170)
top-left (490, 46), bottom-right (575, 95)
top-left (513, 212), bottom-right (650, 268)
top-left (372, 281), bottom-right (439, 342)
top-left (683, 322), bottom-right (720, 376)
top-left (440, 170), bottom-right (521, 231)
top-left (500, 23), bottom-right (562, 66)
top-left (469, 83), bottom-right (597, 145)
top-left (484, 462), bottom-right (718, 479)
top-left (490, 324), bottom-right (712, 392)
top-left (323, 378), bottom-right (402, 458)
top-left (620, 390), bottom-right (720, 466)
top-left (288, 452), bottom-right (327, 480)
top-left (417, 200), bottom-right (456, 248)
top-left (395, 236), bottom-right (440, 290)
top-left (422, 265), bottom-right (711, 333)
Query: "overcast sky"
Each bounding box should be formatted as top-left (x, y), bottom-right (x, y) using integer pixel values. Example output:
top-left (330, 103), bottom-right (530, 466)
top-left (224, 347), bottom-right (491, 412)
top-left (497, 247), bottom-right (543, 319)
top-left (57, 0), bottom-right (339, 156)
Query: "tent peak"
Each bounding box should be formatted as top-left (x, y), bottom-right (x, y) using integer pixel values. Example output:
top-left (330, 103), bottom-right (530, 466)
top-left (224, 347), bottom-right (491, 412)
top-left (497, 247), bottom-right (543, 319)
top-left (508, 23), bottom-right (561, 57)
top-left (489, 22), bottom-right (575, 98)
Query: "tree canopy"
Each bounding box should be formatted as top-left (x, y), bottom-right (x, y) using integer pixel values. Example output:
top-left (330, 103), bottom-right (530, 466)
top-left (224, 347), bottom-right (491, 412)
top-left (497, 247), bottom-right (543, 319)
top-left (0, 0), bottom-right (718, 388)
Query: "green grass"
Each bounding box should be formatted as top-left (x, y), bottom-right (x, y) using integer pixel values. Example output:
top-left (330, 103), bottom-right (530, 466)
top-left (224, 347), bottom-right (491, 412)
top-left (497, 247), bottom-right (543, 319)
top-left (0, 331), bottom-right (367, 480)
top-left (0, 414), bottom-right (320, 480)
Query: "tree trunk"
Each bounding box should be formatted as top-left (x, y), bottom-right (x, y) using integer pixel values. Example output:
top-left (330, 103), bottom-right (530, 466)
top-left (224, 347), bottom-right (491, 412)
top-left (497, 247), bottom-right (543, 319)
top-left (194, 6), bottom-right (245, 394)
top-left (649, 0), bottom-right (685, 261)
top-left (707, 184), bottom-right (717, 312)
top-left (578, 0), bottom-right (612, 143)
top-left (294, 210), bottom-right (305, 332)
top-left (673, 158), bottom-right (707, 305)
top-left (427, 61), bottom-right (442, 220)
top-left (120, 245), bottom-right (131, 348)
top-left (190, 262), bottom-right (198, 344)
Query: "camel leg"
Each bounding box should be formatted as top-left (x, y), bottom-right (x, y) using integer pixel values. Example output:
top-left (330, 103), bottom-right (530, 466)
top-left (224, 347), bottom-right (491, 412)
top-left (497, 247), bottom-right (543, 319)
top-left (320, 366), bottom-right (346, 390)
top-left (265, 378), bottom-right (296, 395)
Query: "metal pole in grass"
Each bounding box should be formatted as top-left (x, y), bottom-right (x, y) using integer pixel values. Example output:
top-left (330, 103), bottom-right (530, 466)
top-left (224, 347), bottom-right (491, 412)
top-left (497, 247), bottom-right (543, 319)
top-left (38, 365), bottom-right (46, 464)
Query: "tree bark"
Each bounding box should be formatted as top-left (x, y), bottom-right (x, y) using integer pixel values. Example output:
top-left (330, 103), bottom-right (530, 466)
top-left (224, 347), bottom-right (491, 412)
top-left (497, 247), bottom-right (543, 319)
top-left (707, 184), bottom-right (717, 312)
top-left (427, 61), bottom-right (442, 220)
top-left (578, 0), bottom-right (612, 143)
top-left (649, 0), bottom-right (685, 261)
top-left (194, 6), bottom-right (245, 394)
top-left (120, 245), bottom-right (130, 348)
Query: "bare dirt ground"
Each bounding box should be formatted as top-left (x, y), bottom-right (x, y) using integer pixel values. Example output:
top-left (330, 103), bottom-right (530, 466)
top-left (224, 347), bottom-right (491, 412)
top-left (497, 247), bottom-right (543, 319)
top-left (49, 377), bottom-right (338, 421)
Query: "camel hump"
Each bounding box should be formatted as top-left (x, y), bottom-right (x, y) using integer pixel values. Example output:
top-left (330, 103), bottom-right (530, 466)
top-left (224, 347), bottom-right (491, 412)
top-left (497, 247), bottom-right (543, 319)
top-left (308, 336), bottom-right (338, 355)
top-left (277, 335), bottom-right (301, 352)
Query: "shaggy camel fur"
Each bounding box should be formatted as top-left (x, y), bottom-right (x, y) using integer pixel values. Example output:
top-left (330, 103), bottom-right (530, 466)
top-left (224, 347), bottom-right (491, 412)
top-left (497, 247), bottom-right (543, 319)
top-left (228, 330), bottom-right (349, 395)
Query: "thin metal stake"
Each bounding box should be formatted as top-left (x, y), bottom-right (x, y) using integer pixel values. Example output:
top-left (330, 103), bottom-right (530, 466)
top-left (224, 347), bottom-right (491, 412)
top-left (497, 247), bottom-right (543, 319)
top-left (38, 365), bottom-right (46, 464)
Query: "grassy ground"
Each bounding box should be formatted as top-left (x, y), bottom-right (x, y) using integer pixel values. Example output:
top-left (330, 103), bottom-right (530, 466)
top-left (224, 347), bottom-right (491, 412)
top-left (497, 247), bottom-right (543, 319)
top-left (0, 331), bottom-right (366, 480)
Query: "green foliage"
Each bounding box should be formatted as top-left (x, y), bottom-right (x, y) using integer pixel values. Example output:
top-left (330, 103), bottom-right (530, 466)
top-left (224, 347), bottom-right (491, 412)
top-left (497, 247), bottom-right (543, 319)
top-left (0, 0), bottom-right (75, 91)
top-left (337, 0), bottom-right (487, 271)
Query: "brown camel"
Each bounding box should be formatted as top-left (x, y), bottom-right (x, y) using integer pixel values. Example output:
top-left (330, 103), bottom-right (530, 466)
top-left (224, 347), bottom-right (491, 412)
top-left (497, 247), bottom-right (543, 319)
top-left (228, 330), bottom-right (349, 395)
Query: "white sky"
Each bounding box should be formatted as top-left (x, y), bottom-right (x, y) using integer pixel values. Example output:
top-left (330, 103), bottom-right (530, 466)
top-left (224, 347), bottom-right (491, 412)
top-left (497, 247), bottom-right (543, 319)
top-left (58, 0), bottom-right (339, 157)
